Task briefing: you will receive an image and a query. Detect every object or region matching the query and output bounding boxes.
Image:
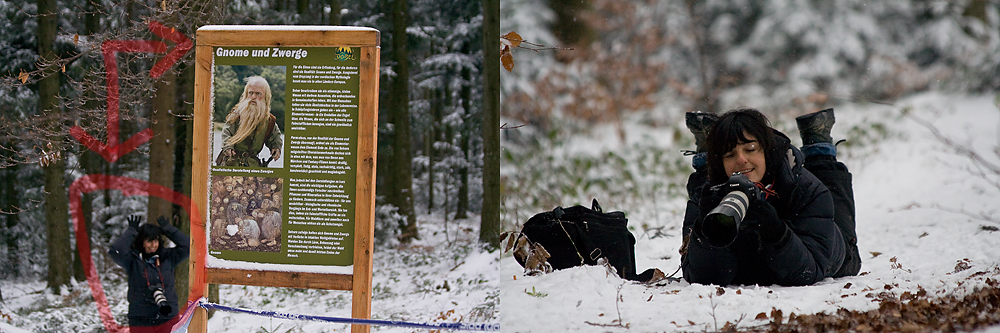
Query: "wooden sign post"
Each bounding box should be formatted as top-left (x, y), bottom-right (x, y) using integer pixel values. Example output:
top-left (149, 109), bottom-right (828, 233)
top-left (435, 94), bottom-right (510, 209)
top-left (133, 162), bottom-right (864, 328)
top-left (189, 26), bottom-right (380, 333)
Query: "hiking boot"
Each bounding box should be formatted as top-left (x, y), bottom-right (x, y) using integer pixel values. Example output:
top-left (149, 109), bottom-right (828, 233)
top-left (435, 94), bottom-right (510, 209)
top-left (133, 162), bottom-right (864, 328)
top-left (796, 108), bottom-right (835, 146)
top-left (685, 111), bottom-right (718, 153)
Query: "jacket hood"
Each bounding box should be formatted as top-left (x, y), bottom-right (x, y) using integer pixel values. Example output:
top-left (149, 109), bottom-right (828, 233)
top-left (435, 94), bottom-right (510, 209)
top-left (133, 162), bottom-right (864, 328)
top-left (767, 129), bottom-right (806, 201)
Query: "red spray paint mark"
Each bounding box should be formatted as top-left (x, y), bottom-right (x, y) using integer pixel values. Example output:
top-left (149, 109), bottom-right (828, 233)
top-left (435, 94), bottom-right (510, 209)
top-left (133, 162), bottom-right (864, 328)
top-left (70, 175), bottom-right (206, 333)
top-left (70, 21), bottom-right (193, 163)
top-left (66, 22), bottom-right (201, 333)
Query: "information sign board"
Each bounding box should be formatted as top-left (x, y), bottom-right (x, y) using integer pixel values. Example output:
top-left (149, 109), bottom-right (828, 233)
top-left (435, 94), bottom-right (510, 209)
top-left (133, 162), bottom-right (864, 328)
top-left (190, 26), bottom-right (379, 333)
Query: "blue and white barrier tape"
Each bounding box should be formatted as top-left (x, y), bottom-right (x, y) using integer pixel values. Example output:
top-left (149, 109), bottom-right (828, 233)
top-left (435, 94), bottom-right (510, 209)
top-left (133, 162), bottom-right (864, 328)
top-left (199, 301), bottom-right (500, 331)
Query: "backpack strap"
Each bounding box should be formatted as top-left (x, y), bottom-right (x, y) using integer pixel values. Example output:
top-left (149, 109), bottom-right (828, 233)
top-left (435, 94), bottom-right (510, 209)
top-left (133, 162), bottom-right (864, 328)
top-left (555, 219), bottom-right (587, 265)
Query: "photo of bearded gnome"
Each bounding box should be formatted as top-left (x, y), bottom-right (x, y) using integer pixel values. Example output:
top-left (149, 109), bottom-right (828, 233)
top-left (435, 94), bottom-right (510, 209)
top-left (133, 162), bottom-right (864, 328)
top-left (216, 75), bottom-right (283, 167)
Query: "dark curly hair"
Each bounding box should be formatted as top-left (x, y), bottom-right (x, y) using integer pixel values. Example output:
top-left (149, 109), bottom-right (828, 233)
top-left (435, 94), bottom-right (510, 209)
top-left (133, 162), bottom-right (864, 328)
top-left (705, 107), bottom-right (783, 185)
top-left (132, 224), bottom-right (164, 253)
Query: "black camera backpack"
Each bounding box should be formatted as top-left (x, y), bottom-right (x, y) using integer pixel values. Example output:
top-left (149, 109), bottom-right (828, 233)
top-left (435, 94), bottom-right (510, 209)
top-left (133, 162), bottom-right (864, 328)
top-left (513, 199), bottom-right (657, 282)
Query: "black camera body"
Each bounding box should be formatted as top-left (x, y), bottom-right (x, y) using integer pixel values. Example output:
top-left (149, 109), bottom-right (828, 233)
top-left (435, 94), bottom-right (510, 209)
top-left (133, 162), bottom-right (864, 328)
top-left (700, 174), bottom-right (760, 248)
top-left (149, 284), bottom-right (172, 316)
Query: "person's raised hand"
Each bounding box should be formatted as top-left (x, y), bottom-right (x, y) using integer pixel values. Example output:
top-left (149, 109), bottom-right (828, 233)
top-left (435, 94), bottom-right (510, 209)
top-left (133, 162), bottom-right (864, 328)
top-left (127, 215), bottom-right (142, 230)
top-left (157, 215), bottom-right (170, 228)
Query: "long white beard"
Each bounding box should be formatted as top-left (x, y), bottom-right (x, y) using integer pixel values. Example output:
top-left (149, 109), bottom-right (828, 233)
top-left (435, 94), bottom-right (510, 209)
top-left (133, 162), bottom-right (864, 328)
top-left (226, 98), bottom-right (269, 146)
top-left (237, 98), bottom-right (268, 120)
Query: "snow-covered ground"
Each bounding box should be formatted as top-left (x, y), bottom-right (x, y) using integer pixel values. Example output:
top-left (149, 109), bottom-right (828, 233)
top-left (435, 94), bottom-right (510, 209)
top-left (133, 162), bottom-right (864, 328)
top-left (0, 212), bottom-right (499, 332)
top-left (1, 93), bottom-right (997, 332)
top-left (499, 92), bottom-right (1000, 331)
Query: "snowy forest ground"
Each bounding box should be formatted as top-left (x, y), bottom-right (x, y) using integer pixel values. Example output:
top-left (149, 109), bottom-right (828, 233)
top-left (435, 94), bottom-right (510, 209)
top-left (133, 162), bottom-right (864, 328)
top-left (0, 212), bottom-right (500, 332)
top-left (498, 92), bottom-right (1000, 332)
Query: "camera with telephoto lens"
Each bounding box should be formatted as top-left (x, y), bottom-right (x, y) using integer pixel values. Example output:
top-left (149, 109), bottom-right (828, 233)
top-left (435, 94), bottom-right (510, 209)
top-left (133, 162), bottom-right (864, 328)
top-left (149, 285), bottom-right (171, 316)
top-left (701, 173), bottom-right (759, 248)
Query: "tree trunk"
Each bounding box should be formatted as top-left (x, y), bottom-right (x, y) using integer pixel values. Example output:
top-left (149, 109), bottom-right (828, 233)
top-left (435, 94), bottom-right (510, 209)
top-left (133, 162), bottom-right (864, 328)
top-left (73, 151), bottom-right (97, 282)
top-left (39, 0), bottom-right (72, 294)
top-left (442, 76), bottom-right (454, 219)
top-left (390, 0), bottom-right (417, 242)
top-left (74, 0), bottom-right (103, 283)
top-left (549, 0), bottom-right (593, 46)
top-left (2, 153), bottom-right (19, 278)
top-left (149, 62), bottom-right (176, 235)
top-left (327, 0), bottom-right (342, 25)
top-left (85, 0), bottom-right (100, 33)
top-left (297, 0), bottom-right (309, 19)
top-left (454, 61), bottom-right (471, 219)
top-left (964, 0), bottom-right (988, 23)
top-left (152, 62), bottom-right (183, 303)
top-left (177, 41), bottom-right (198, 316)
top-left (428, 88), bottom-right (439, 213)
top-left (44, 159), bottom-right (72, 295)
top-left (479, 0), bottom-right (501, 249)
top-left (426, 123), bottom-right (434, 213)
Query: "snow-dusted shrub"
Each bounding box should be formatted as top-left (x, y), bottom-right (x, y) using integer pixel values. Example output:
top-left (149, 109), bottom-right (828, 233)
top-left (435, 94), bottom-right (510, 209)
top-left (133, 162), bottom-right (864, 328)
top-left (374, 203), bottom-right (403, 248)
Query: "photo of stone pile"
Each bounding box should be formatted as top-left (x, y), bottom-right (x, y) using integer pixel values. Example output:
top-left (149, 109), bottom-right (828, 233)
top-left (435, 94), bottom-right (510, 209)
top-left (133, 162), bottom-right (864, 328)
top-left (209, 175), bottom-right (283, 253)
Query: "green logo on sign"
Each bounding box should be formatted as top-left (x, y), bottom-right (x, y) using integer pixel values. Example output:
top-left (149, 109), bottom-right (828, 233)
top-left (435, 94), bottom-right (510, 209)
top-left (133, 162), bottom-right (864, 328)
top-left (334, 47), bottom-right (356, 61)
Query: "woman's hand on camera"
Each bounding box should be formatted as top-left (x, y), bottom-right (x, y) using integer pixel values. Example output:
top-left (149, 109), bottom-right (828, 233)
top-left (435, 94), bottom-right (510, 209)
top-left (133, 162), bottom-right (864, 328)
top-left (746, 201), bottom-right (786, 243)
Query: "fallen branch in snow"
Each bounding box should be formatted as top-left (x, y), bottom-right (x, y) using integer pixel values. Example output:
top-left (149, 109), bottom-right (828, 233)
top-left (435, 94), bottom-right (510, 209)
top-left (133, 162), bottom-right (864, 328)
top-left (584, 281), bottom-right (629, 329)
top-left (707, 289), bottom-right (746, 332)
top-left (902, 107), bottom-right (1000, 225)
top-left (902, 202), bottom-right (1000, 227)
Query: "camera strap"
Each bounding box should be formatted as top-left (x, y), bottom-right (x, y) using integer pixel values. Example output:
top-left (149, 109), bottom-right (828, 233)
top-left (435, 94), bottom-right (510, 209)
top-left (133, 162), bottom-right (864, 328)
top-left (141, 255), bottom-right (165, 289)
top-left (756, 181), bottom-right (778, 200)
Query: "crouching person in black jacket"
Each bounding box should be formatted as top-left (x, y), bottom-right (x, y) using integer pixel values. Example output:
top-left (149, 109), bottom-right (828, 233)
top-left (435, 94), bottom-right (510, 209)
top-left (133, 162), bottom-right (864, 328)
top-left (680, 108), bottom-right (859, 286)
top-left (109, 215), bottom-right (190, 332)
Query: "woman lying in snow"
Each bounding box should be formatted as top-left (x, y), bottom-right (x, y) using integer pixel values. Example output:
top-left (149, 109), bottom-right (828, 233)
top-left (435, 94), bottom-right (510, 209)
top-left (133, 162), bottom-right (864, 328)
top-left (680, 108), bottom-right (861, 286)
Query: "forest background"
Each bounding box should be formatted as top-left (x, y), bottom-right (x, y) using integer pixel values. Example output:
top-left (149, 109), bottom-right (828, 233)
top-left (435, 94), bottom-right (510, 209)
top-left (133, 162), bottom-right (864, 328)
top-left (3, 0), bottom-right (1000, 331)
top-left (501, 0), bottom-right (999, 229)
top-left (0, 0), bottom-right (501, 321)
top-left (499, 0), bottom-right (1000, 331)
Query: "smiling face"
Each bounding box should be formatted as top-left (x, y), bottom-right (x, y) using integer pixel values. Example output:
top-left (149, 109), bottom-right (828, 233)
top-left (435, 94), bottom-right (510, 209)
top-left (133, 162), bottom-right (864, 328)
top-left (722, 132), bottom-right (767, 183)
top-left (143, 238), bottom-right (160, 254)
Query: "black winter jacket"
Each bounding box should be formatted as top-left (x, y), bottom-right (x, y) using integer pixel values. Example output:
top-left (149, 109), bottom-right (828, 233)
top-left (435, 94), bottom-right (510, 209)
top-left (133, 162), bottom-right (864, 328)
top-left (681, 132), bottom-right (846, 286)
top-left (109, 224), bottom-right (190, 327)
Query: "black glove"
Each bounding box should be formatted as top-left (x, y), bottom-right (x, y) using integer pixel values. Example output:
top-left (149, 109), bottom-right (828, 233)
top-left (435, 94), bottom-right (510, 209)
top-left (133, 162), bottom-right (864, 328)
top-left (746, 200), bottom-right (786, 243)
top-left (157, 215), bottom-right (170, 228)
top-left (127, 215), bottom-right (142, 230)
top-left (698, 185), bottom-right (724, 218)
